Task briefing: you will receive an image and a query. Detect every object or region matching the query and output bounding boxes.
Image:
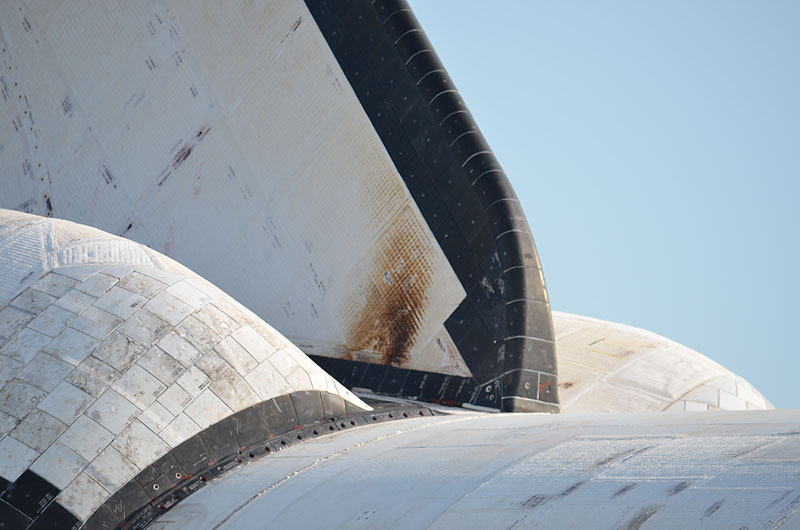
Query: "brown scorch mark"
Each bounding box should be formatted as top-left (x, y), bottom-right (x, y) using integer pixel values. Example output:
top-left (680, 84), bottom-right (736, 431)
top-left (345, 223), bottom-right (433, 367)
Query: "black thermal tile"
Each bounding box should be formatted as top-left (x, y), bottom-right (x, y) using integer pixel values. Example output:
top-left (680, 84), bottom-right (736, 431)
top-left (417, 193), bottom-right (449, 233)
top-left (444, 301), bottom-right (482, 347)
top-left (472, 171), bottom-right (516, 203)
top-left (360, 363), bottom-right (389, 392)
top-left (2, 470), bottom-right (58, 519)
top-left (341, 55), bottom-right (371, 91)
top-left (421, 138), bottom-right (455, 179)
top-left (453, 320), bottom-right (501, 383)
top-left (411, 125), bottom-right (444, 161)
top-left (378, 368), bottom-right (409, 395)
top-left (27, 502), bottom-right (79, 530)
top-left (506, 300), bottom-right (553, 340)
top-left (80, 503), bottom-right (120, 530)
top-left (503, 337), bottom-right (556, 374)
top-left (480, 249), bottom-right (504, 285)
top-left (455, 378), bottom-right (478, 404)
top-left (450, 254), bottom-right (483, 292)
top-left (378, 123), bottom-right (415, 170)
top-left (320, 392), bottom-right (347, 419)
top-left (429, 94), bottom-right (469, 123)
top-left (397, 156), bottom-right (425, 193)
top-left (290, 391), bottom-right (325, 426)
top-left (441, 175), bottom-right (479, 223)
top-left (395, 31), bottom-right (432, 66)
top-left (538, 373), bottom-right (559, 404)
top-left (420, 373), bottom-right (450, 401)
top-left (134, 452), bottom-right (184, 495)
top-left (502, 266), bottom-right (548, 303)
top-left (341, 360), bottom-right (369, 389)
top-left (501, 370), bottom-right (539, 402)
top-left (407, 168), bottom-right (437, 210)
top-left (264, 395), bottom-right (300, 433)
top-left (382, 8), bottom-right (416, 42)
top-left (434, 216), bottom-right (470, 260)
top-left (463, 152), bottom-right (501, 183)
top-left (417, 69), bottom-right (454, 103)
top-left (441, 112), bottom-right (480, 145)
top-left (401, 370), bottom-right (427, 400)
top-left (229, 403), bottom-right (272, 448)
top-left (0, 499), bottom-right (31, 529)
top-left (495, 230), bottom-right (542, 270)
top-left (472, 381), bottom-right (502, 409)
top-left (170, 436), bottom-right (210, 476)
top-left (487, 198), bottom-right (530, 236)
top-left (106, 481), bottom-right (151, 522)
top-left (450, 131), bottom-right (486, 166)
top-left (198, 418), bottom-right (240, 465)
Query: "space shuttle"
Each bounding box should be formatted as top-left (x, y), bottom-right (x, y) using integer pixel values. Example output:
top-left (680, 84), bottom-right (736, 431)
top-left (0, 1), bottom-right (797, 528)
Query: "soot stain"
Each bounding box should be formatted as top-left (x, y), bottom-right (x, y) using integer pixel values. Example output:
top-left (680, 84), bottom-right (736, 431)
top-left (346, 224), bottom-right (432, 367)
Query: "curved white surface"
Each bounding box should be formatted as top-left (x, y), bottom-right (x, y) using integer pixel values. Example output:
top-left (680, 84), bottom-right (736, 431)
top-left (0, 210), bottom-right (367, 522)
top-left (553, 311), bottom-right (772, 413)
top-left (153, 409), bottom-right (800, 529)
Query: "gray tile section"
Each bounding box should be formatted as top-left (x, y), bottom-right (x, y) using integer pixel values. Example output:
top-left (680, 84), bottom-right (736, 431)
top-left (214, 336), bottom-right (258, 376)
top-left (66, 356), bottom-right (120, 397)
top-left (118, 271), bottom-right (167, 299)
top-left (137, 346), bottom-right (184, 385)
top-left (9, 409), bottom-right (67, 452)
top-left (0, 435), bottom-right (39, 481)
top-left (139, 401), bottom-right (175, 433)
top-left (158, 383), bottom-right (193, 416)
top-left (28, 305), bottom-right (76, 337)
top-left (85, 389), bottom-right (139, 434)
top-left (112, 364), bottom-right (167, 410)
top-left (175, 315), bottom-right (221, 354)
top-left (117, 308), bottom-right (171, 348)
top-left (37, 382), bottom-right (94, 424)
top-left (60, 415), bottom-right (115, 461)
top-left (31, 272), bottom-right (77, 297)
top-left (85, 445), bottom-right (139, 492)
top-left (75, 273), bottom-right (118, 297)
top-left (144, 291), bottom-right (194, 326)
top-left (17, 352), bottom-right (74, 391)
top-left (30, 441), bottom-right (88, 489)
top-left (53, 288), bottom-right (95, 314)
top-left (70, 305), bottom-right (122, 340)
top-left (58, 472), bottom-right (109, 520)
top-left (1, 327), bottom-right (52, 364)
top-left (94, 286), bottom-right (147, 319)
top-left (0, 379), bottom-right (47, 418)
top-left (166, 280), bottom-right (212, 309)
top-left (43, 327), bottom-right (98, 365)
top-left (0, 305), bottom-right (34, 339)
top-left (0, 354), bottom-right (23, 387)
top-left (10, 288), bottom-right (56, 314)
top-left (112, 420), bottom-right (169, 468)
top-left (93, 331), bottom-right (146, 371)
top-left (55, 264), bottom-right (106, 281)
top-left (158, 331), bottom-right (202, 367)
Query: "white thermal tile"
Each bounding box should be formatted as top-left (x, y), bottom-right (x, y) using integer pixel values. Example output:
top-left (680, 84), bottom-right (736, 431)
top-left (0, 305), bottom-right (34, 339)
top-left (93, 331), bottom-right (146, 371)
top-left (135, 267), bottom-right (184, 286)
top-left (231, 325), bottom-right (275, 362)
top-left (193, 304), bottom-right (236, 337)
top-left (85, 445), bottom-right (139, 492)
top-left (185, 278), bottom-right (224, 301)
top-left (158, 383), bottom-right (193, 416)
top-left (308, 368), bottom-right (332, 393)
top-left (118, 271), bottom-right (167, 299)
top-left (719, 390), bottom-right (747, 410)
top-left (85, 389), bottom-right (139, 434)
top-left (30, 441), bottom-right (88, 489)
top-left (705, 375), bottom-right (738, 396)
top-left (101, 264), bottom-right (137, 279)
top-left (285, 368), bottom-right (312, 389)
top-left (176, 366), bottom-right (211, 397)
top-left (209, 371), bottom-right (260, 412)
top-left (683, 384), bottom-right (721, 406)
top-left (60, 414), bottom-right (114, 461)
top-left (214, 336), bottom-right (258, 376)
top-left (174, 315), bottom-right (221, 354)
top-left (118, 308), bottom-right (170, 347)
top-left (37, 381), bottom-right (95, 424)
top-left (32, 272), bottom-right (77, 297)
top-left (112, 364), bottom-right (166, 410)
top-left (0, 435), bottom-right (39, 481)
top-left (166, 280), bottom-right (212, 309)
top-left (684, 401), bottom-right (709, 411)
top-left (194, 351), bottom-right (230, 380)
top-left (43, 327), bottom-right (98, 365)
top-left (245, 362), bottom-right (292, 400)
top-left (158, 331), bottom-right (201, 367)
top-left (184, 389), bottom-right (232, 429)
top-left (159, 413), bottom-right (201, 448)
top-left (137, 346), bottom-right (184, 385)
top-left (0, 354), bottom-right (23, 387)
top-left (10, 288), bottom-right (56, 314)
top-left (736, 381), bottom-right (766, 408)
top-left (664, 401), bottom-right (685, 412)
top-left (75, 273), bottom-right (118, 297)
top-left (144, 291), bottom-right (193, 326)
top-left (10, 409), bottom-right (67, 452)
top-left (53, 288), bottom-right (95, 314)
top-left (28, 305), bottom-right (76, 337)
top-left (112, 420), bottom-right (169, 468)
top-left (139, 401), bottom-right (175, 433)
top-left (1, 327), bottom-right (52, 364)
top-left (58, 472), bottom-right (109, 521)
top-left (0, 379), bottom-right (48, 418)
top-left (70, 306), bottom-right (122, 340)
top-left (55, 264), bottom-right (106, 281)
top-left (0, 411), bottom-right (17, 438)
top-left (66, 356), bottom-right (120, 397)
top-left (93, 286), bottom-right (147, 319)
top-left (268, 349), bottom-right (301, 378)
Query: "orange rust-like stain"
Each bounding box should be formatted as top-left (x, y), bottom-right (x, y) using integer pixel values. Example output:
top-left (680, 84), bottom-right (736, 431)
top-left (345, 221), bottom-right (433, 367)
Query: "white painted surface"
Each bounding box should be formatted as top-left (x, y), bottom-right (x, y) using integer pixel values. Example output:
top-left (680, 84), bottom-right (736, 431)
top-left (0, 0), bottom-right (467, 376)
top-left (152, 409), bottom-right (800, 529)
top-left (553, 311), bottom-right (772, 413)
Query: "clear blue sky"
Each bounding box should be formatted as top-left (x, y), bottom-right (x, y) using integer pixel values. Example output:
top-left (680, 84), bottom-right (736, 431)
top-left (409, 1), bottom-right (800, 409)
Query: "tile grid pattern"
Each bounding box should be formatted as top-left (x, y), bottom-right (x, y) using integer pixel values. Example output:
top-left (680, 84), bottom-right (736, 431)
top-left (0, 264), bottom-right (364, 525)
